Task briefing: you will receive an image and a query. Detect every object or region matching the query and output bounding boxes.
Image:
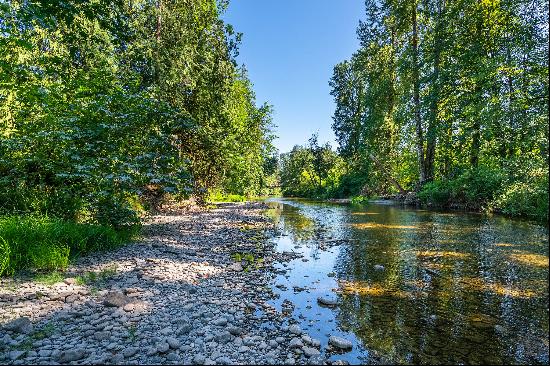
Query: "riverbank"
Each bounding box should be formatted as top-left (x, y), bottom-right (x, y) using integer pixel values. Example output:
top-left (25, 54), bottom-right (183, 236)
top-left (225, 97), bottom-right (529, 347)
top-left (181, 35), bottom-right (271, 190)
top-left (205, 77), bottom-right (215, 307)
top-left (0, 202), bottom-right (337, 365)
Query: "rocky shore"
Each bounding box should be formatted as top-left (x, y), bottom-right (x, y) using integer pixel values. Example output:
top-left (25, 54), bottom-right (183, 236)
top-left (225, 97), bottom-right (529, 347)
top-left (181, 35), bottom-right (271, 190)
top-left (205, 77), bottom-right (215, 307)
top-left (0, 202), bottom-right (350, 365)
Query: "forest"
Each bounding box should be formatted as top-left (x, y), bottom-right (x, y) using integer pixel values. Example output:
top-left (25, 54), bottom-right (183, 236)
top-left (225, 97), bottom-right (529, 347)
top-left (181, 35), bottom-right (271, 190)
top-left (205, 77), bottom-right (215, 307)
top-left (280, 0), bottom-right (548, 222)
top-left (0, 0), bottom-right (277, 275)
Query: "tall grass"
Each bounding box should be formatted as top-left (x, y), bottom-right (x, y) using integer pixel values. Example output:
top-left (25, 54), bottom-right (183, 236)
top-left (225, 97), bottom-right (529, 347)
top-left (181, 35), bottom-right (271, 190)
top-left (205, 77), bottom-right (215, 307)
top-left (0, 215), bottom-right (137, 276)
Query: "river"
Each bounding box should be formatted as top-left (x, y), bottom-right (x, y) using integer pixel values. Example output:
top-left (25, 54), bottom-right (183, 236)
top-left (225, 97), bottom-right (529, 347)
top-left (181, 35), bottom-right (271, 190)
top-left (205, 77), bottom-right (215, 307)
top-left (263, 198), bottom-right (549, 364)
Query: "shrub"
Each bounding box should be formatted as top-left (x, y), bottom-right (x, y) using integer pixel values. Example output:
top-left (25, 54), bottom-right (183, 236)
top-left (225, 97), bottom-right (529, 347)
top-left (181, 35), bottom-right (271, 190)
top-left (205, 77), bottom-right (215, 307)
top-left (0, 215), bottom-right (136, 276)
top-left (492, 167), bottom-right (548, 222)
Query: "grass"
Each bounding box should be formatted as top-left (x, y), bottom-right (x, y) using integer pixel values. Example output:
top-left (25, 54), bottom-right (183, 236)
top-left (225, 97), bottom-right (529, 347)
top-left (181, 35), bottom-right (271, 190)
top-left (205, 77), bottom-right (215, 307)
top-left (208, 191), bottom-right (248, 203)
top-left (0, 215), bottom-right (136, 276)
top-left (75, 265), bottom-right (118, 285)
top-left (34, 271), bottom-right (64, 285)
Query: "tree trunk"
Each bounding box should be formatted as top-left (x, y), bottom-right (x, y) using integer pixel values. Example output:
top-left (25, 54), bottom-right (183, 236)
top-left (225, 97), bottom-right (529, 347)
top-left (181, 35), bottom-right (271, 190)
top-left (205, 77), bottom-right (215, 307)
top-left (412, 3), bottom-right (426, 185)
top-left (424, 0), bottom-right (444, 183)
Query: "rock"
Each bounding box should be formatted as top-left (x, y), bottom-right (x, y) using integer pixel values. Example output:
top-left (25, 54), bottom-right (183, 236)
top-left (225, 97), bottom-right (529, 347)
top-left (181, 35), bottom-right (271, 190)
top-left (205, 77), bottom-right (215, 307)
top-left (93, 331), bottom-right (110, 341)
top-left (64, 278), bottom-right (77, 285)
top-left (122, 347), bottom-right (139, 358)
top-left (4, 317), bottom-right (33, 334)
top-left (193, 354), bottom-right (206, 365)
top-left (276, 336), bottom-right (285, 343)
top-left (308, 355), bottom-right (325, 365)
top-left (228, 262), bottom-right (243, 272)
top-left (332, 360), bottom-right (350, 365)
top-left (288, 324), bottom-right (302, 335)
top-left (227, 326), bottom-right (244, 336)
top-left (103, 291), bottom-right (130, 307)
top-left (289, 337), bottom-right (303, 348)
top-left (216, 356), bottom-right (232, 365)
top-left (213, 317), bottom-right (228, 326)
top-left (302, 347), bottom-right (320, 357)
top-left (9, 350), bottom-right (26, 361)
top-left (57, 349), bottom-right (86, 363)
top-left (328, 336), bottom-right (353, 350)
top-left (373, 264), bottom-right (385, 271)
top-left (166, 337), bottom-right (180, 349)
top-left (65, 294), bottom-right (79, 303)
top-left (215, 331), bottom-right (232, 344)
top-left (317, 296), bottom-right (338, 307)
top-left (156, 342), bottom-right (170, 353)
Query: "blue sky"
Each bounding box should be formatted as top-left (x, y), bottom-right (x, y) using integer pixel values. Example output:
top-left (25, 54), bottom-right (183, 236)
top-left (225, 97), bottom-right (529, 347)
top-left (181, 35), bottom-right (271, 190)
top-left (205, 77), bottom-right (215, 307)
top-left (222, 1), bottom-right (364, 154)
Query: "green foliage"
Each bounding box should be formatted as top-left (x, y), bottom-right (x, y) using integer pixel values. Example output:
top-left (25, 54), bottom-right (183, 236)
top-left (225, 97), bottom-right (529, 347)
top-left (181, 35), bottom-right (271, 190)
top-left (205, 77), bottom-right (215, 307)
top-left (492, 165), bottom-right (549, 222)
top-left (280, 135), bottom-right (346, 198)
top-left (322, 0), bottom-right (548, 221)
top-left (208, 190), bottom-right (247, 203)
top-left (33, 272), bottom-right (64, 286)
top-left (0, 0), bottom-right (275, 234)
top-left (0, 216), bottom-right (133, 276)
top-left (350, 196), bottom-right (369, 205)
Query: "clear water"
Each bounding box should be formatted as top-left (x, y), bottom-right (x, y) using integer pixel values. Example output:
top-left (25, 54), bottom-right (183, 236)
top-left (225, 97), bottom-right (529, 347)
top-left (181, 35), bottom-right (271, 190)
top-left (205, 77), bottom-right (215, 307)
top-left (264, 198), bottom-right (549, 364)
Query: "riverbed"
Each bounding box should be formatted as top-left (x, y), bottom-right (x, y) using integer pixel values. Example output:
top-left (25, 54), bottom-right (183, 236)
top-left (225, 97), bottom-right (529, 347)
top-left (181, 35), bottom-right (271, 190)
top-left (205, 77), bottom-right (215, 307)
top-left (264, 198), bottom-right (549, 364)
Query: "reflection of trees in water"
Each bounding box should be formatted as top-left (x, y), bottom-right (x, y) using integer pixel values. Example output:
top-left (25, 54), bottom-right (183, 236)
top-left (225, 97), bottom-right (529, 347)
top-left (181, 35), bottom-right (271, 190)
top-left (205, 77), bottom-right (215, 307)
top-left (268, 200), bottom-right (351, 245)
top-left (332, 205), bottom-right (549, 364)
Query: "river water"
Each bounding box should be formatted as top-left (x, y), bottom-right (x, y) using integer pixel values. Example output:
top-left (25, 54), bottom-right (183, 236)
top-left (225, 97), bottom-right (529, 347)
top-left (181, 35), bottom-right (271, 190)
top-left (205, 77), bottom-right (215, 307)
top-left (263, 198), bottom-right (549, 365)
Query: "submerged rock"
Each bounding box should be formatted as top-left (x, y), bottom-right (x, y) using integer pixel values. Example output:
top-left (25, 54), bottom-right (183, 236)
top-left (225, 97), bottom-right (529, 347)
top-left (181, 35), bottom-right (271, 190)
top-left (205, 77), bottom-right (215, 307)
top-left (317, 296), bottom-right (338, 307)
top-left (329, 336), bottom-right (353, 350)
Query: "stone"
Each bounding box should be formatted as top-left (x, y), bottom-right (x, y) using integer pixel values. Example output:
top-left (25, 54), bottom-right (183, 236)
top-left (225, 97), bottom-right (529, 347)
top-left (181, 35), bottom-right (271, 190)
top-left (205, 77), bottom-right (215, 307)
top-left (328, 336), bottom-right (353, 350)
top-left (156, 342), bottom-right (170, 353)
top-left (166, 337), bottom-right (180, 349)
top-left (228, 262), bottom-right (243, 272)
top-left (9, 350), bottom-right (25, 361)
top-left (303, 347), bottom-right (321, 357)
top-left (288, 324), bottom-right (302, 335)
top-left (227, 326), bottom-right (244, 336)
top-left (373, 264), bottom-right (385, 271)
top-left (213, 317), bottom-right (228, 326)
top-left (64, 278), bottom-right (77, 285)
top-left (317, 296), bottom-right (338, 307)
top-left (94, 331), bottom-right (110, 341)
top-left (289, 337), bottom-right (303, 348)
top-left (65, 294), bottom-right (79, 303)
top-left (308, 355), bottom-right (326, 365)
top-left (332, 360), bottom-right (350, 365)
top-left (276, 336), bottom-right (285, 343)
top-left (215, 331), bottom-right (232, 344)
top-left (4, 317), bottom-right (33, 334)
top-left (57, 349), bottom-right (86, 363)
top-left (122, 347), bottom-right (139, 358)
top-left (103, 291), bottom-right (130, 307)
top-left (193, 354), bottom-right (206, 364)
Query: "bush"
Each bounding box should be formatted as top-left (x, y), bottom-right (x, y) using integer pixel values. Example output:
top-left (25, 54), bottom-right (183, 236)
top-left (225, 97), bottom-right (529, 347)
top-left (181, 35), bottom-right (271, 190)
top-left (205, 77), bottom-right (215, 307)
top-left (0, 215), bottom-right (136, 276)
top-left (492, 167), bottom-right (548, 222)
top-left (418, 166), bottom-right (504, 209)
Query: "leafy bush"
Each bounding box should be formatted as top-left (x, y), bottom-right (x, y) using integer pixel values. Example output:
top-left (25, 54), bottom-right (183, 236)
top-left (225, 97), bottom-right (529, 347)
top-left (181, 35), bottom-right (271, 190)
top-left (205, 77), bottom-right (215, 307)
top-left (350, 195), bottom-right (369, 204)
top-left (418, 166), bottom-right (504, 209)
top-left (492, 167), bottom-right (548, 222)
top-left (0, 216), bottom-right (136, 276)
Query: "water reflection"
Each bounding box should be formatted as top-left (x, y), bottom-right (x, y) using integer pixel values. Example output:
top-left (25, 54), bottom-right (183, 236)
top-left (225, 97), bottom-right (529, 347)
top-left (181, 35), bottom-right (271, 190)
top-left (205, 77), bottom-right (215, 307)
top-left (265, 198), bottom-right (549, 365)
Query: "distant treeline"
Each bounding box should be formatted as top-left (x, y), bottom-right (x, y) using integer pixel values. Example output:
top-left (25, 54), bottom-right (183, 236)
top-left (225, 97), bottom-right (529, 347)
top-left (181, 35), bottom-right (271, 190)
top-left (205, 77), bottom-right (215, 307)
top-left (280, 0), bottom-right (548, 221)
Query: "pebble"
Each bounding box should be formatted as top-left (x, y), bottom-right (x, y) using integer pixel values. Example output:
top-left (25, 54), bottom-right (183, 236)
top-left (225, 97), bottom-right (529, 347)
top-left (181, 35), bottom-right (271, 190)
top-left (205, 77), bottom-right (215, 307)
top-left (289, 324), bottom-right (302, 335)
